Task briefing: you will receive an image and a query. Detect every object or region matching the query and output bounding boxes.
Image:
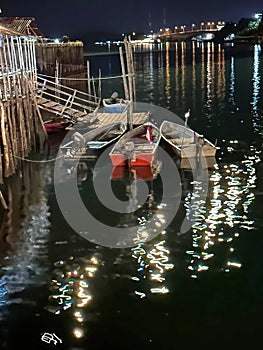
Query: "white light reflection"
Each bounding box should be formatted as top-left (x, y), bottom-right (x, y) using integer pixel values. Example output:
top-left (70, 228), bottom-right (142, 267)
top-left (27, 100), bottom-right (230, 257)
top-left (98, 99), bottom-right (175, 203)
top-left (131, 233), bottom-right (174, 297)
top-left (185, 150), bottom-right (260, 278)
top-left (251, 44), bottom-right (262, 137)
top-left (229, 56), bottom-right (236, 108)
top-left (165, 42), bottom-right (171, 108)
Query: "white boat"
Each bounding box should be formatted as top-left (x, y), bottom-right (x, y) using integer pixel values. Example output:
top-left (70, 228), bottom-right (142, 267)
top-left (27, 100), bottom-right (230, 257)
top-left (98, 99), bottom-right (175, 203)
top-left (102, 91), bottom-right (129, 113)
top-left (160, 120), bottom-right (218, 158)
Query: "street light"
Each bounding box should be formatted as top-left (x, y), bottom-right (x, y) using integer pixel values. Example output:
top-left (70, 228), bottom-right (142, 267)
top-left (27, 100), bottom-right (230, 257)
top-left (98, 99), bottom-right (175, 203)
top-left (200, 22), bottom-right (204, 30)
top-left (174, 26), bottom-right (178, 33)
top-left (192, 23), bottom-right (195, 31)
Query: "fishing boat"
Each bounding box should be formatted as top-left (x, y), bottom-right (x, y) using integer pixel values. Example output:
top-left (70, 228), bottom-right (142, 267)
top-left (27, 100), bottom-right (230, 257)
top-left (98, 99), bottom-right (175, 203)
top-left (109, 122), bottom-right (161, 167)
top-left (102, 91), bottom-right (129, 113)
top-left (44, 117), bottom-right (71, 134)
top-left (160, 120), bottom-right (218, 158)
top-left (60, 121), bottom-right (127, 158)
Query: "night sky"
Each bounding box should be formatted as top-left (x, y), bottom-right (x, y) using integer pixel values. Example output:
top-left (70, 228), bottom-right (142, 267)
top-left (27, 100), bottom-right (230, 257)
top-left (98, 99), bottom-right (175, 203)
top-left (1, 0), bottom-right (262, 39)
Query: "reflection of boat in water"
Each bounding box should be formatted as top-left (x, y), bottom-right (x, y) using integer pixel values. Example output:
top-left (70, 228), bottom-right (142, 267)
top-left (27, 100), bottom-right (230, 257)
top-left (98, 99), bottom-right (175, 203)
top-left (60, 121), bottom-right (127, 159)
top-left (111, 163), bottom-right (161, 181)
top-left (179, 156), bottom-right (217, 170)
top-left (109, 122), bottom-right (161, 167)
top-left (160, 120), bottom-right (218, 158)
top-left (102, 91), bottom-right (129, 113)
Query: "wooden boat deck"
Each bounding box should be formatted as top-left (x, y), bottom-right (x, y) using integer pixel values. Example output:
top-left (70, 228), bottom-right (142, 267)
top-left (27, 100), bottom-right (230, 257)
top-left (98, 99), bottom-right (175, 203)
top-left (91, 112), bottom-right (150, 127)
top-left (169, 137), bottom-right (195, 145)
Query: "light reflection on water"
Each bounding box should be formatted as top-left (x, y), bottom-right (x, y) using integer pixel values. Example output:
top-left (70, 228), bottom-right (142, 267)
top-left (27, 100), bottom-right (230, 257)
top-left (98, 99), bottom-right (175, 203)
top-left (251, 44), bottom-right (263, 137)
top-left (185, 149), bottom-right (261, 278)
top-left (0, 42), bottom-right (262, 347)
top-left (0, 163), bottom-right (50, 318)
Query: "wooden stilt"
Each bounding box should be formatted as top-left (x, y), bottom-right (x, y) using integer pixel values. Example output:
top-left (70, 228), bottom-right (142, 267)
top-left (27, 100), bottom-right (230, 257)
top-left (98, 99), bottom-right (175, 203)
top-left (87, 60), bottom-right (91, 96)
top-left (119, 46), bottom-right (129, 100)
top-left (0, 190), bottom-right (8, 210)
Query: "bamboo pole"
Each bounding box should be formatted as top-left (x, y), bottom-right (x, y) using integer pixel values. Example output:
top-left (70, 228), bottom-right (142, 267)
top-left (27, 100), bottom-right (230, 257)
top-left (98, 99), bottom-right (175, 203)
top-left (128, 36), bottom-right (136, 101)
top-left (10, 36), bottom-right (21, 94)
top-left (91, 77), bottom-right (97, 99)
top-left (2, 37), bottom-right (11, 95)
top-left (119, 46), bottom-right (129, 100)
top-left (9, 99), bottom-right (18, 166)
top-left (6, 36), bottom-right (16, 91)
top-left (0, 190), bottom-right (8, 210)
top-left (0, 142), bottom-right (3, 184)
top-left (27, 80), bottom-right (47, 139)
top-left (0, 46), bottom-right (7, 100)
top-left (98, 68), bottom-right (102, 99)
top-left (124, 37), bottom-right (133, 101)
top-left (0, 100), bottom-right (11, 177)
top-left (86, 60), bottom-right (91, 96)
top-left (55, 60), bottom-right (59, 101)
top-left (32, 39), bottom-right (38, 87)
top-left (6, 99), bottom-right (16, 171)
top-left (17, 37), bottom-right (25, 73)
top-left (16, 96), bottom-right (27, 159)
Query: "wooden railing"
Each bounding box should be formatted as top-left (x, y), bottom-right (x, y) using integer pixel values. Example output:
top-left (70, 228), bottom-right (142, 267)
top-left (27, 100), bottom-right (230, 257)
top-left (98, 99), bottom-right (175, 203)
top-left (35, 76), bottom-right (101, 115)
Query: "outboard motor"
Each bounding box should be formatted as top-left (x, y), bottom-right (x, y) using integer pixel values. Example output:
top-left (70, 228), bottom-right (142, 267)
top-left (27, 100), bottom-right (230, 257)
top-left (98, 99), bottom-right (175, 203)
top-left (68, 132), bottom-right (86, 156)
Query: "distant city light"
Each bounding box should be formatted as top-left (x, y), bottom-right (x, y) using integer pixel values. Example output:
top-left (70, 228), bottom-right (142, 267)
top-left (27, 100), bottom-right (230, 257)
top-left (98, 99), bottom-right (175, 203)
top-left (254, 13), bottom-right (262, 20)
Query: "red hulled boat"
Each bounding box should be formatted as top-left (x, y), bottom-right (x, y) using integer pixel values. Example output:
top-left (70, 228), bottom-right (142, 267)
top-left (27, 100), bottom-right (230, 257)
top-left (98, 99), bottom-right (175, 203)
top-left (109, 122), bottom-right (161, 167)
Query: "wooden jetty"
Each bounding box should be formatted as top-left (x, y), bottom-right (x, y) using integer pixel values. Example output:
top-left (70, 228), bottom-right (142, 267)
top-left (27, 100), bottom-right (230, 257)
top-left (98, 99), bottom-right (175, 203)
top-left (35, 75), bottom-right (100, 119)
top-left (0, 28), bottom-right (142, 208)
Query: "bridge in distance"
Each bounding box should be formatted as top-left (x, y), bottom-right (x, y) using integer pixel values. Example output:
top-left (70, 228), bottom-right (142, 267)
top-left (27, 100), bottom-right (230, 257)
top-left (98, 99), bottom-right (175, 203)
top-left (158, 29), bottom-right (218, 41)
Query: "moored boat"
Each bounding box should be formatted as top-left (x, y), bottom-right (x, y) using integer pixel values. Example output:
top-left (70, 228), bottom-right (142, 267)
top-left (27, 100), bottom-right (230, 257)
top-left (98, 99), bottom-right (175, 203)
top-left (102, 91), bottom-right (129, 113)
top-left (60, 121), bottom-right (127, 158)
top-left (109, 122), bottom-right (161, 167)
top-left (44, 117), bottom-right (71, 134)
top-left (160, 120), bottom-right (218, 158)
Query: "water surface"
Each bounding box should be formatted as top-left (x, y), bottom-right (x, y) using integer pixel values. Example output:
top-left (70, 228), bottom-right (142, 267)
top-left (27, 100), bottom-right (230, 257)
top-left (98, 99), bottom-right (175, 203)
top-left (0, 41), bottom-right (262, 349)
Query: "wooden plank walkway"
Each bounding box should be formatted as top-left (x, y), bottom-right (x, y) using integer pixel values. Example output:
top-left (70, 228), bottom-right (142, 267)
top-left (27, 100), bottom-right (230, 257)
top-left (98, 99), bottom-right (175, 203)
top-left (35, 76), bottom-right (101, 121)
top-left (36, 96), bottom-right (91, 120)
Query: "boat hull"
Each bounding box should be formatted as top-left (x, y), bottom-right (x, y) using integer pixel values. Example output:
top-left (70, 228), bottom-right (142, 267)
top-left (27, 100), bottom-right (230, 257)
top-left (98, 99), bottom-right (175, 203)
top-left (102, 98), bottom-right (128, 113)
top-left (45, 121), bottom-right (71, 134)
top-left (109, 122), bottom-right (160, 167)
top-left (60, 122), bottom-right (127, 159)
top-left (160, 121), bottom-right (218, 158)
top-left (110, 152), bottom-right (155, 167)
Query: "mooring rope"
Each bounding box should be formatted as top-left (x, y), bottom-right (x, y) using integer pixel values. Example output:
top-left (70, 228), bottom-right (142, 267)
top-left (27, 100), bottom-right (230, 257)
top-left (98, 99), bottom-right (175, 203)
top-left (14, 154), bottom-right (65, 163)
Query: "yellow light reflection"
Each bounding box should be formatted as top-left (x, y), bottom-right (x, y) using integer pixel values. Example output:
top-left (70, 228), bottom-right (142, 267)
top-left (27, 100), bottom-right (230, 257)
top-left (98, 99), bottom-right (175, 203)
top-left (73, 327), bottom-right (84, 339)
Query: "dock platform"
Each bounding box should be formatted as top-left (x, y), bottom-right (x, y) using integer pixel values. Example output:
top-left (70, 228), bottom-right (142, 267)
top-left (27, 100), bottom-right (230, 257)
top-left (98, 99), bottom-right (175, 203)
top-left (69, 111), bottom-right (151, 130)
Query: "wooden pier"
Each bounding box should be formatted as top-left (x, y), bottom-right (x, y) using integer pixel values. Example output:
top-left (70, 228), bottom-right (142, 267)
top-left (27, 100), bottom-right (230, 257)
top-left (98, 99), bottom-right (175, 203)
top-left (35, 75), bottom-right (101, 120)
top-left (0, 28), bottom-right (47, 188)
top-left (0, 28), bottom-right (140, 208)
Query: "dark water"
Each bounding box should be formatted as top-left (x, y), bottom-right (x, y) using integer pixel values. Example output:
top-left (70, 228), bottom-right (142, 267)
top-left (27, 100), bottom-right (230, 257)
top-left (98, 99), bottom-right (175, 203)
top-left (0, 42), bottom-right (263, 349)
